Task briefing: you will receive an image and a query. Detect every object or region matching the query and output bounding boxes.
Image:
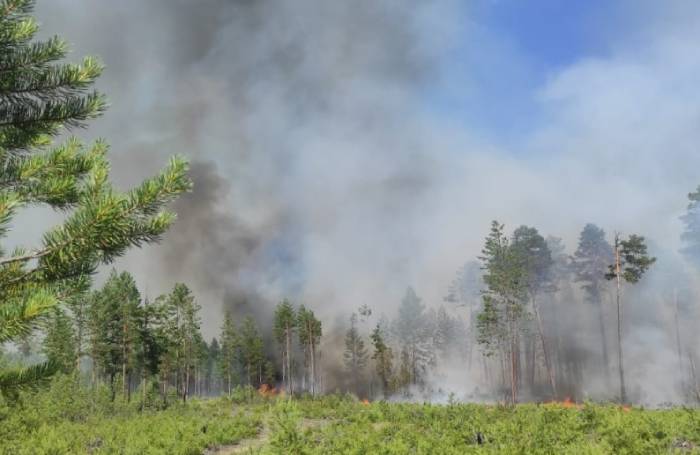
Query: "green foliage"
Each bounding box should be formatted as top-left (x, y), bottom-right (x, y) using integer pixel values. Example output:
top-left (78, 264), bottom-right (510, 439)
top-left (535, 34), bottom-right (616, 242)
top-left (511, 225), bottom-right (555, 296)
top-left (680, 185), bottom-right (700, 267)
top-left (0, 0), bottom-right (191, 395)
top-left (476, 221), bottom-right (528, 356)
top-left (41, 307), bottom-right (76, 372)
top-left (218, 310), bottom-right (239, 395)
top-left (239, 316), bottom-right (265, 387)
top-left (606, 234), bottom-right (657, 284)
top-left (268, 400), bottom-right (308, 454)
top-left (88, 270), bottom-right (140, 391)
top-left (0, 375), bottom-right (260, 454)
top-left (3, 382), bottom-right (700, 454)
top-left (392, 287), bottom-right (433, 387)
top-left (343, 314), bottom-right (367, 376)
top-left (573, 224), bottom-right (613, 303)
top-left (370, 323), bottom-right (393, 397)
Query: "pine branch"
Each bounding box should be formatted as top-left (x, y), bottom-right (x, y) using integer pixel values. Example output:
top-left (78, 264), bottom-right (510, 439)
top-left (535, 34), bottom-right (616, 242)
top-left (0, 360), bottom-right (59, 399)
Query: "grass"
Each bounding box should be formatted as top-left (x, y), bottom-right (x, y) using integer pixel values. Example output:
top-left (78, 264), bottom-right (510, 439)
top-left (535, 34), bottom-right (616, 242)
top-left (2, 378), bottom-right (700, 454)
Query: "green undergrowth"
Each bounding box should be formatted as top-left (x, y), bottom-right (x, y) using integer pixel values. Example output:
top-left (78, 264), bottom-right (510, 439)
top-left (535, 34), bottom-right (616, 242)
top-left (2, 378), bottom-right (700, 454)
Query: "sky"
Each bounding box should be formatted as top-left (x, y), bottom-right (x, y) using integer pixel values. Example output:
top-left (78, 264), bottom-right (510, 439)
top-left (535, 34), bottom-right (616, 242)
top-left (21, 0), bottom-right (700, 348)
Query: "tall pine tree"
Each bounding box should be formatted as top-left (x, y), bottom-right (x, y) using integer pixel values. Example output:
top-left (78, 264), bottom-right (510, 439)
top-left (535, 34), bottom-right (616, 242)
top-left (273, 300), bottom-right (296, 395)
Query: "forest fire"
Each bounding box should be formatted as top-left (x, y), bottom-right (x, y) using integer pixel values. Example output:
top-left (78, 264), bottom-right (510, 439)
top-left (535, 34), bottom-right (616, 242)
top-left (258, 384), bottom-right (281, 398)
top-left (543, 397), bottom-right (582, 409)
top-left (361, 399), bottom-right (370, 406)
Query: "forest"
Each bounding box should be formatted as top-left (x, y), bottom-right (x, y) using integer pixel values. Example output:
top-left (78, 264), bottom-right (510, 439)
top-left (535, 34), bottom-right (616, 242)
top-left (3, 0), bottom-right (700, 453)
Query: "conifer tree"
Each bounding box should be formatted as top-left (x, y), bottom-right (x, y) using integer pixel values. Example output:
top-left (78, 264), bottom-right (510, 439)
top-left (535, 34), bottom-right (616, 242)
top-left (434, 306), bottom-right (457, 360)
top-left (297, 305), bottom-right (321, 395)
top-left (218, 310), bottom-right (238, 396)
top-left (393, 287), bottom-right (433, 387)
top-left (681, 186), bottom-right (700, 267)
top-left (344, 313), bottom-right (368, 395)
top-left (135, 297), bottom-right (165, 406)
top-left (0, 0), bottom-right (190, 396)
top-left (206, 338), bottom-right (220, 396)
top-left (572, 224), bottom-right (614, 374)
top-left (511, 225), bottom-right (557, 397)
top-left (42, 307), bottom-right (76, 373)
top-left (273, 300), bottom-right (296, 394)
top-left (88, 270), bottom-right (140, 399)
top-left (164, 283), bottom-right (200, 402)
top-left (445, 260), bottom-right (482, 368)
top-left (239, 316), bottom-right (264, 387)
top-left (606, 233), bottom-right (656, 403)
top-left (477, 221), bottom-right (527, 404)
top-left (370, 323), bottom-right (393, 398)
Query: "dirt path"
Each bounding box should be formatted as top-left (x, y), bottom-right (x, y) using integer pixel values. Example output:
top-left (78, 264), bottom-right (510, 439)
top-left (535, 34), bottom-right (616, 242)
top-left (204, 417), bottom-right (332, 454)
top-left (204, 422), bottom-right (270, 455)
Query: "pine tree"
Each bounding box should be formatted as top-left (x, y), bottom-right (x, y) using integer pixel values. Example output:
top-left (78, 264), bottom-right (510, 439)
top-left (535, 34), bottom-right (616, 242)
top-left (218, 310), bottom-right (238, 396)
top-left (206, 338), bottom-right (220, 395)
top-left (606, 233), bottom-right (656, 403)
top-left (370, 323), bottom-right (393, 398)
top-left (681, 186), bottom-right (700, 267)
top-left (434, 306), bottom-right (456, 360)
top-left (344, 313), bottom-right (368, 395)
top-left (572, 224), bottom-right (614, 374)
top-left (88, 270), bottom-right (140, 399)
top-left (297, 305), bottom-right (321, 395)
top-left (164, 283), bottom-right (201, 403)
top-left (135, 297), bottom-right (165, 407)
top-left (511, 225), bottom-right (557, 397)
top-left (273, 300), bottom-right (296, 394)
top-left (0, 0), bottom-right (190, 396)
top-left (393, 287), bottom-right (433, 387)
top-left (445, 260), bottom-right (482, 368)
top-left (239, 316), bottom-right (264, 387)
top-left (42, 307), bottom-right (76, 373)
top-left (477, 221), bottom-right (528, 404)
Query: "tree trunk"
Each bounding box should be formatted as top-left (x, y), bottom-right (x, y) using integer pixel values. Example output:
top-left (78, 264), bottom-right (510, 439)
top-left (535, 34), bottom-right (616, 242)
top-left (286, 327), bottom-right (292, 395)
top-left (597, 295), bottom-right (610, 382)
top-left (674, 290), bottom-right (684, 383)
top-left (183, 361), bottom-right (190, 403)
top-left (533, 298), bottom-right (557, 398)
top-left (689, 353), bottom-right (700, 402)
top-left (310, 340), bottom-right (316, 396)
top-left (615, 242), bottom-right (627, 403)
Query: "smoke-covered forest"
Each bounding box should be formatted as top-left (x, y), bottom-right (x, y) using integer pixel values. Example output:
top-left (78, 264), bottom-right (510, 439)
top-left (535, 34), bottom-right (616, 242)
top-left (5, 0), bottom-right (700, 453)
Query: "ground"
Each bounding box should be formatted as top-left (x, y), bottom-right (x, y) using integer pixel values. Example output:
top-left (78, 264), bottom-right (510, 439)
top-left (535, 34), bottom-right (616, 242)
top-left (2, 382), bottom-right (700, 454)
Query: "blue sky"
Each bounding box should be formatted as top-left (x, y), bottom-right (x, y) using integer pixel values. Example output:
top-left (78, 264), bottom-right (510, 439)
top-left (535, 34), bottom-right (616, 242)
top-left (429, 0), bottom-right (625, 146)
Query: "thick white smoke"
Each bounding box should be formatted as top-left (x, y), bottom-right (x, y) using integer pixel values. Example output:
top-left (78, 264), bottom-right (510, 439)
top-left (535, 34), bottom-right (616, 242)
top-left (17, 0), bottom-right (700, 403)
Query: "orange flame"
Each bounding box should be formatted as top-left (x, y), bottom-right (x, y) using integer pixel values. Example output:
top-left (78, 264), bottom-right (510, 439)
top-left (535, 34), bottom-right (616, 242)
top-left (544, 397), bottom-right (582, 409)
top-left (361, 399), bottom-right (370, 406)
top-left (258, 384), bottom-right (280, 398)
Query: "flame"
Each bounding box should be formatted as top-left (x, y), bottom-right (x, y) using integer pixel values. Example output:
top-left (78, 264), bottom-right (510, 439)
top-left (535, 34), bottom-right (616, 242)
top-left (621, 405), bottom-right (631, 413)
top-left (543, 397), bottom-right (582, 409)
top-left (258, 384), bottom-right (280, 398)
top-left (361, 399), bottom-right (370, 406)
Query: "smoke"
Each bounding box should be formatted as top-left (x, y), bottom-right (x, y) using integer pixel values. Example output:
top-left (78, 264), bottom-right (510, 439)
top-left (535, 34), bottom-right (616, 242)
top-left (27, 0), bottom-right (700, 403)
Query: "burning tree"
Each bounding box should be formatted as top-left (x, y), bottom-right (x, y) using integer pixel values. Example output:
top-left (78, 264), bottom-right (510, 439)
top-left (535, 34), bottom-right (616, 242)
top-left (605, 233), bottom-right (656, 403)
